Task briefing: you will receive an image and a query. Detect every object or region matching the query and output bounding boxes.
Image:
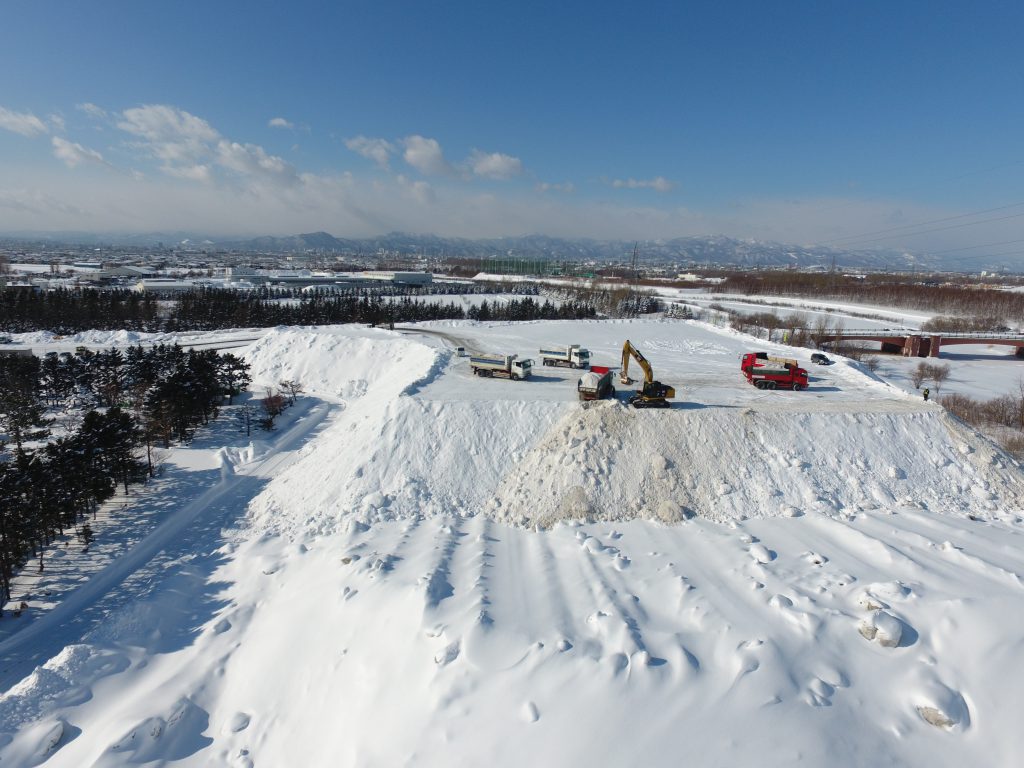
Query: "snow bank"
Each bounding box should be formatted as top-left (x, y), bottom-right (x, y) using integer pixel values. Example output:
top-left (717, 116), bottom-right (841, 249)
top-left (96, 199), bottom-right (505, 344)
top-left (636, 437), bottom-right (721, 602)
top-left (243, 326), bottom-right (439, 401)
top-left (248, 379), bottom-right (1023, 536)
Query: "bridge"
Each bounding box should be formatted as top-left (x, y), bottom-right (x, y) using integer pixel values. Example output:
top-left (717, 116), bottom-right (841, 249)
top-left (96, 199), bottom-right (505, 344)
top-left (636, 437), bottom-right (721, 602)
top-left (816, 330), bottom-right (1024, 358)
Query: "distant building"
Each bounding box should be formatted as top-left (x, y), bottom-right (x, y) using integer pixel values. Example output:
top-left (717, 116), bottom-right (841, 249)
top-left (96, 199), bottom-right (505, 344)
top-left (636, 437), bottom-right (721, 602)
top-left (100, 264), bottom-right (157, 280)
top-left (134, 278), bottom-right (197, 294)
top-left (361, 271), bottom-right (433, 286)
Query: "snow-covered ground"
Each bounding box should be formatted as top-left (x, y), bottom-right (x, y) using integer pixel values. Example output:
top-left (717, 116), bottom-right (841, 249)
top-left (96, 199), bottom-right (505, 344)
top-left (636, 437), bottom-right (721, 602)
top-left (2, 316), bottom-right (1024, 766)
top-left (666, 289), bottom-right (936, 329)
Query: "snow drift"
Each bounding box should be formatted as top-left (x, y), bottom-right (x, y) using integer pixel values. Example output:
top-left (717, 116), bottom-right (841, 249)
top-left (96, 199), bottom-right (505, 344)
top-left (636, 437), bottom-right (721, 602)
top-left (4, 319), bottom-right (1024, 768)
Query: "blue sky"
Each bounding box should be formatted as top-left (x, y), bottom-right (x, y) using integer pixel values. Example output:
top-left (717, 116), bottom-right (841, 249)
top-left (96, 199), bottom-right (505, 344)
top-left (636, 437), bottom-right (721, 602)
top-left (2, 1), bottom-right (1024, 253)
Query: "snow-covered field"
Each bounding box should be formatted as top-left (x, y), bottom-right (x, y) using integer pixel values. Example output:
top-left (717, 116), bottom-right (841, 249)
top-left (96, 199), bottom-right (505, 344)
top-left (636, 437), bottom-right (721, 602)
top-left (2, 316), bottom-right (1024, 767)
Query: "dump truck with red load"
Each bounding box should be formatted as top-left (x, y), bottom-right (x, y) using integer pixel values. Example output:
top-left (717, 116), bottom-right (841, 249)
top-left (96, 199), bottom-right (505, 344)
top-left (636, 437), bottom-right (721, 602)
top-left (741, 352), bottom-right (808, 390)
top-left (577, 365), bottom-right (615, 401)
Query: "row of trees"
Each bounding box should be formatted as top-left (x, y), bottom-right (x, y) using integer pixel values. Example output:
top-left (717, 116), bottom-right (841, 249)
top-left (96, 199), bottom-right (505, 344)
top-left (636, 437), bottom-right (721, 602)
top-left (465, 297), bottom-right (597, 321)
top-left (0, 288), bottom-right (161, 333)
top-left (0, 284), bottom-right (557, 335)
top-left (35, 345), bottom-right (251, 447)
top-left (540, 285), bottom-right (661, 318)
top-left (921, 315), bottom-right (1012, 333)
top-left (0, 346), bottom-right (252, 601)
top-left (941, 386), bottom-right (1024, 458)
top-left (714, 272), bottom-right (1024, 327)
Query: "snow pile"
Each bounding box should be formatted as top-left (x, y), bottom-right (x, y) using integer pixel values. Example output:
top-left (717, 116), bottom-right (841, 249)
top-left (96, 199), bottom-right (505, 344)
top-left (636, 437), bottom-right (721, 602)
top-left (5, 318), bottom-right (1024, 767)
top-left (248, 362), bottom-right (1023, 535)
top-left (486, 403), bottom-right (1024, 525)
top-left (247, 395), bottom-right (568, 535)
top-left (243, 325), bottom-right (439, 401)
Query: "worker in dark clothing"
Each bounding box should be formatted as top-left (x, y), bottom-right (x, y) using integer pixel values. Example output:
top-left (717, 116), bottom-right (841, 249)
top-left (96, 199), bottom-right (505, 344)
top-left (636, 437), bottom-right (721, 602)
top-left (923, 388), bottom-right (930, 402)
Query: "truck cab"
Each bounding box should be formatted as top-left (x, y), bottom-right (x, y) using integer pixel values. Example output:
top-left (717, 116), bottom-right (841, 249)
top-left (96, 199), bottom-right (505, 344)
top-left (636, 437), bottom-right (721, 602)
top-left (512, 358), bottom-right (533, 379)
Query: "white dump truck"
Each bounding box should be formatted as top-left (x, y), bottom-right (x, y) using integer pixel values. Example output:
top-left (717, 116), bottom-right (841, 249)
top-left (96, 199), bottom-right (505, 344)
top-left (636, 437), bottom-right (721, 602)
top-left (539, 344), bottom-right (590, 369)
top-left (470, 353), bottom-right (533, 380)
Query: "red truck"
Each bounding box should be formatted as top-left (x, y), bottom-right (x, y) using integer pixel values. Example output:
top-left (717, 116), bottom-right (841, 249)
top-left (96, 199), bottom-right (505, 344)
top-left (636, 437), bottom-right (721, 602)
top-left (577, 365), bottom-right (615, 401)
top-left (741, 353), bottom-right (809, 391)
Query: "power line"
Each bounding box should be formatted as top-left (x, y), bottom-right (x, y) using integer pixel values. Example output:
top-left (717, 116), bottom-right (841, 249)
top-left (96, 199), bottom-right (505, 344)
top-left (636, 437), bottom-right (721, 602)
top-left (926, 236), bottom-right (1024, 255)
top-left (832, 209), bottom-right (1024, 247)
top-left (825, 200), bottom-right (1024, 245)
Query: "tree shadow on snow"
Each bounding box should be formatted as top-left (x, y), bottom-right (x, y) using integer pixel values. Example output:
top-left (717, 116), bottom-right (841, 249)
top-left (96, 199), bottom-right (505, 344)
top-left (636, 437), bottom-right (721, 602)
top-left (0, 401), bottom-right (334, 691)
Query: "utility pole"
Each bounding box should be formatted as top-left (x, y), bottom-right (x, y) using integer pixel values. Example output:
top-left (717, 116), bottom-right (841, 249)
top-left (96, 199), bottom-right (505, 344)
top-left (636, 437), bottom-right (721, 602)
top-left (631, 242), bottom-right (639, 293)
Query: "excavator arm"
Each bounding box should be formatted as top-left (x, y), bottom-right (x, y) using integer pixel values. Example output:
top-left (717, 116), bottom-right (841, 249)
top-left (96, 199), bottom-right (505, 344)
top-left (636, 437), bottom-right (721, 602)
top-left (620, 339), bottom-right (675, 408)
top-left (620, 339), bottom-right (654, 385)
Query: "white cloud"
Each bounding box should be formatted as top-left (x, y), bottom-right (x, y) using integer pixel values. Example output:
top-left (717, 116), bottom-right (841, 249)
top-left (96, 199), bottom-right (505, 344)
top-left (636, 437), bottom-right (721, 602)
top-left (216, 140), bottom-right (298, 185)
top-left (397, 174), bottom-right (436, 205)
top-left (345, 135), bottom-right (395, 168)
top-left (1, 158), bottom-right (989, 249)
top-left (114, 104), bottom-right (297, 187)
top-left (118, 105), bottom-right (220, 177)
top-left (268, 117), bottom-right (294, 129)
top-left (468, 149), bottom-right (522, 180)
top-left (11, 104), bottom-right (995, 250)
top-left (402, 135), bottom-right (450, 176)
top-left (0, 106), bottom-right (48, 137)
top-left (51, 137), bottom-right (104, 168)
top-left (77, 103), bottom-right (108, 120)
top-left (165, 164), bottom-right (213, 183)
top-left (0, 187), bottom-right (85, 216)
top-left (612, 176), bottom-right (674, 192)
top-left (48, 114), bottom-right (66, 133)
top-left (537, 181), bottom-right (575, 193)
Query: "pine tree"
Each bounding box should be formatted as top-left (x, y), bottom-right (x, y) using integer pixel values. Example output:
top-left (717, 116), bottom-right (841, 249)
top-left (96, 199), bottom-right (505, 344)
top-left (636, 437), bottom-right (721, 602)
top-left (0, 355), bottom-right (50, 458)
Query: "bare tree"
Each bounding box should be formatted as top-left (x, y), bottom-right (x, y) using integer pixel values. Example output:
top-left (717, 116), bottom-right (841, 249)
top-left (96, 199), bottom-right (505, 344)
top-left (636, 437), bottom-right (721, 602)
top-left (260, 390), bottom-right (287, 430)
top-left (1017, 377), bottom-right (1024, 431)
top-left (931, 363), bottom-right (951, 394)
top-left (810, 317), bottom-right (832, 350)
top-left (279, 379), bottom-right (304, 406)
top-left (237, 402), bottom-right (257, 437)
top-left (911, 361), bottom-right (929, 389)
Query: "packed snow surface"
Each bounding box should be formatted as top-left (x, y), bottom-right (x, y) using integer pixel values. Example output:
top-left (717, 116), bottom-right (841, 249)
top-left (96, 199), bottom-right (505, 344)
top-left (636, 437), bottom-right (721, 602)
top-left (2, 318), bottom-right (1024, 767)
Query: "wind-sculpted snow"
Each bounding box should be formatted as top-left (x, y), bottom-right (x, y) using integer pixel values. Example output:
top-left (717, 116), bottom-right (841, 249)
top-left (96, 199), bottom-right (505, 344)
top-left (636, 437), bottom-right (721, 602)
top-left (4, 318), bottom-right (1024, 767)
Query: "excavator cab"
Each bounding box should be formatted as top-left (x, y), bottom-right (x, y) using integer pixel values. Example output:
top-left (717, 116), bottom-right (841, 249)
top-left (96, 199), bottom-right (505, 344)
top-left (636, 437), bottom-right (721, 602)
top-left (621, 340), bottom-right (674, 408)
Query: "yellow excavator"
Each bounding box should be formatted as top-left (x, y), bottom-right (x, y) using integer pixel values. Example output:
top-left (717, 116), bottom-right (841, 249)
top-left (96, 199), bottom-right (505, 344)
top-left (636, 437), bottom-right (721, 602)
top-left (620, 340), bottom-right (675, 408)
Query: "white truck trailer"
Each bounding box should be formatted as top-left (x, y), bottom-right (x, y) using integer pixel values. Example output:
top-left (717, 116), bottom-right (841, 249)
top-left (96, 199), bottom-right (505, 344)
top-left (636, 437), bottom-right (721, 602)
top-left (539, 344), bottom-right (590, 369)
top-left (470, 353), bottom-right (533, 380)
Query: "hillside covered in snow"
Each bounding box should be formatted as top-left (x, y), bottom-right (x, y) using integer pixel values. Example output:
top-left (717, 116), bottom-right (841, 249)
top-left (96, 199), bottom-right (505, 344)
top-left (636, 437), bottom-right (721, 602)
top-left (2, 318), bottom-right (1024, 767)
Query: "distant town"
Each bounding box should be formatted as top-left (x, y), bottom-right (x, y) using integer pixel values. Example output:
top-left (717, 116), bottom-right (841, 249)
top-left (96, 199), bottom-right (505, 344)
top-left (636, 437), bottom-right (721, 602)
top-left (1, 233), bottom-right (1020, 298)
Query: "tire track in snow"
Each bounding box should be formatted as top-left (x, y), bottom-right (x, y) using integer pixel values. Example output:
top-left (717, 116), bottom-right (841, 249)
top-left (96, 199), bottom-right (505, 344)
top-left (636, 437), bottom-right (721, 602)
top-left (574, 530), bottom-right (651, 666)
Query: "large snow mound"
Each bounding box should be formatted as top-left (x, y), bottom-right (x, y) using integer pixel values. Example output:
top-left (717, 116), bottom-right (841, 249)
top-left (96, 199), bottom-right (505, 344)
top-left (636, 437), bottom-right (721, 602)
top-left (487, 403), bottom-right (1024, 525)
top-left (248, 384), bottom-right (1023, 535)
top-left (6, 319), bottom-right (1024, 768)
top-left (243, 325), bottom-right (440, 401)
